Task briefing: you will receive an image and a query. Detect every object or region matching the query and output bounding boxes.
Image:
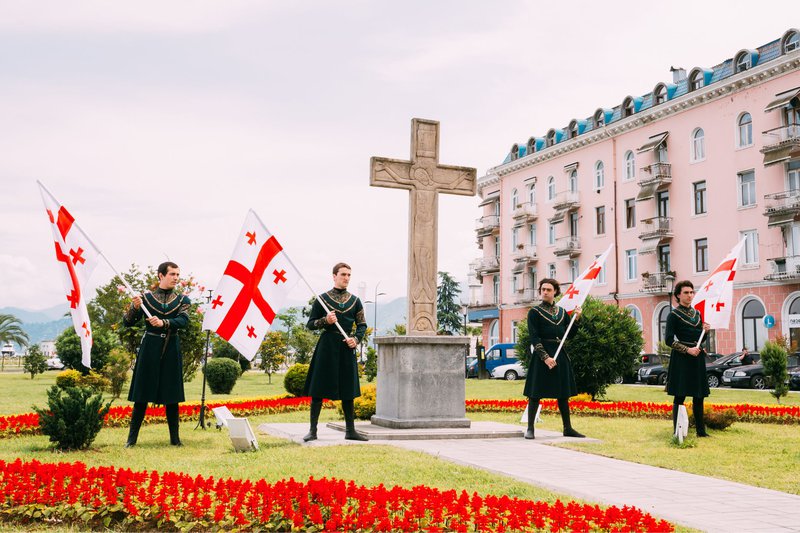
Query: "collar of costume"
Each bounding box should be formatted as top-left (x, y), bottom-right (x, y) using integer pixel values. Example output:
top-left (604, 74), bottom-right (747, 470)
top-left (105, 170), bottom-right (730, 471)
top-left (147, 287), bottom-right (180, 308)
top-left (673, 304), bottom-right (700, 325)
top-left (533, 300), bottom-right (565, 324)
top-left (324, 287), bottom-right (355, 310)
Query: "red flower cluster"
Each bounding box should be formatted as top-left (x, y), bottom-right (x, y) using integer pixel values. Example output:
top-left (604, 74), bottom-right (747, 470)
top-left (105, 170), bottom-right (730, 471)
top-left (0, 458), bottom-right (674, 532)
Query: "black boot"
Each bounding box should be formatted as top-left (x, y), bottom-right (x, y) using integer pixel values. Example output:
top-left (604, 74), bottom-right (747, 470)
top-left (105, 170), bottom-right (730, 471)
top-left (303, 399), bottom-right (323, 442)
top-left (525, 398), bottom-right (539, 439)
top-left (694, 397), bottom-right (709, 437)
top-left (342, 399), bottom-right (368, 441)
top-left (559, 398), bottom-right (585, 438)
top-left (672, 402), bottom-right (680, 435)
top-left (125, 402), bottom-right (147, 448)
top-left (166, 403), bottom-right (182, 446)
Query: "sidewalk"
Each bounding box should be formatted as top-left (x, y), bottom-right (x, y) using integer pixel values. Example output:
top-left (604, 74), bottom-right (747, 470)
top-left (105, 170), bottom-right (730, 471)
top-left (259, 422), bottom-right (800, 533)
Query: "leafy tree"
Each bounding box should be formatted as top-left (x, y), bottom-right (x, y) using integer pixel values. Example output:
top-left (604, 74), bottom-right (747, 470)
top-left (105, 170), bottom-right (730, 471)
top-left (211, 336), bottom-right (251, 372)
top-left (0, 314), bottom-right (29, 348)
top-left (760, 340), bottom-right (789, 402)
top-left (290, 326), bottom-right (318, 364)
top-left (101, 347), bottom-right (133, 399)
top-left (23, 344), bottom-right (47, 379)
top-left (55, 326), bottom-right (116, 373)
top-left (258, 331), bottom-right (287, 383)
top-left (515, 297), bottom-right (643, 399)
top-left (437, 271), bottom-right (463, 335)
top-left (34, 385), bottom-right (112, 451)
top-left (363, 345), bottom-right (378, 382)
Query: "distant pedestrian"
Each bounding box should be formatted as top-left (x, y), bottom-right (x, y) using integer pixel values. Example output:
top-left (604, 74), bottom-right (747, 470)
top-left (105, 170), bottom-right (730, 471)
top-left (739, 347), bottom-right (755, 365)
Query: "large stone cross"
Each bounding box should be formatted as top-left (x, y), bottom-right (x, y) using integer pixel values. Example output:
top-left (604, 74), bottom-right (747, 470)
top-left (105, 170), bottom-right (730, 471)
top-left (370, 118), bottom-right (477, 335)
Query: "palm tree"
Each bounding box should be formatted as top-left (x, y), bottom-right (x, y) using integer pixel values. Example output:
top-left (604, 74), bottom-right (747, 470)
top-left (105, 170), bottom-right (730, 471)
top-left (0, 314), bottom-right (29, 348)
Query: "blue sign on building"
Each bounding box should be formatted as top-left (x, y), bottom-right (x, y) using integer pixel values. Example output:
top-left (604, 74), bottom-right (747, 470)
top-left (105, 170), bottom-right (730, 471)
top-left (763, 314), bottom-right (775, 329)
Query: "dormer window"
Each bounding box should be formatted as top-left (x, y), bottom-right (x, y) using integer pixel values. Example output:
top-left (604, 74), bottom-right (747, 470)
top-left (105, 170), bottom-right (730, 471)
top-left (594, 109), bottom-right (605, 128)
top-left (654, 84), bottom-right (667, 105)
top-left (568, 120), bottom-right (579, 139)
top-left (735, 52), bottom-right (751, 73)
top-left (510, 144), bottom-right (520, 161)
top-left (689, 70), bottom-right (703, 91)
top-left (527, 137), bottom-right (537, 155)
top-left (622, 97), bottom-right (635, 118)
top-left (546, 130), bottom-right (556, 147)
top-left (782, 29), bottom-right (799, 54)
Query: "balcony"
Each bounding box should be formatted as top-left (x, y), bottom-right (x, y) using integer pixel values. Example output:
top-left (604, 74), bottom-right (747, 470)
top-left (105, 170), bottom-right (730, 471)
top-left (515, 287), bottom-right (537, 304)
top-left (765, 255), bottom-right (800, 281)
top-left (554, 236), bottom-right (581, 257)
top-left (512, 244), bottom-right (538, 263)
top-left (639, 216), bottom-right (673, 240)
top-left (475, 215), bottom-right (500, 236)
top-left (761, 125), bottom-right (800, 167)
top-left (636, 162), bottom-right (672, 201)
top-left (640, 271), bottom-right (675, 294)
top-left (763, 190), bottom-right (800, 226)
top-left (475, 256), bottom-right (500, 275)
top-left (549, 191), bottom-right (580, 224)
top-left (512, 202), bottom-right (538, 221)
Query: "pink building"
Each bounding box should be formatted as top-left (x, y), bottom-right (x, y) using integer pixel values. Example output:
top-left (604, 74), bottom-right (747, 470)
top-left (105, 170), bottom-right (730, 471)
top-left (469, 29), bottom-right (800, 355)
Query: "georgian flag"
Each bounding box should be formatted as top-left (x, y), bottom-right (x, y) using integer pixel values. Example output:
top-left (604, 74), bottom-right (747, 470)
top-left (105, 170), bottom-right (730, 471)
top-left (203, 210), bottom-right (300, 361)
top-left (557, 244), bottom-right (614, 314)
top-left (38, 181), bottom-right (101, 368)
top-left (692, 238), bottom-right (746, 329)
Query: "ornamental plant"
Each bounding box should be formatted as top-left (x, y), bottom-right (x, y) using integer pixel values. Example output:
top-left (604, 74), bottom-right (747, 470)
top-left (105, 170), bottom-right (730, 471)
top-left (33, 385), bottom-right (112, 450)
top-left (760, 340), bottom-right (789, 403)
top-left (101, 347), bottom-right (132, 399)
top-left (22, 344), bottom-right (47, 379)
top-left (336, 384), bottom-right (376, 420)
top-left (204, 357), bottom-right (241, 394)
top-left (284, 363), bottom-right (309, 396)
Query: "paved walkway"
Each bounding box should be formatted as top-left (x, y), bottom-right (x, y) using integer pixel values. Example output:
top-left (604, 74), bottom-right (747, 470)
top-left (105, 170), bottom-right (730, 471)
top-left (259, 422), bottom-right (800, 533)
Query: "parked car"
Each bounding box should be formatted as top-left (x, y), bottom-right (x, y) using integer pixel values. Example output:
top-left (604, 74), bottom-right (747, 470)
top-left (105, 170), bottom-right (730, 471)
top-left (789, 368), bottom-right (800, 391)
top-left (722, 354), bottom-right (800, 389)
top-left (465, 356), bottom-right (478, 378)
top-left (706, 352), bottom-right (760, 388)
top-left (638, 363), bottom-right (668, 385)
top-left (490, 362), bottom-right (527, 381)
top-left (45, 356), bottom-right (64, 370)
top-left (466, 343), bottom-right (517, 378)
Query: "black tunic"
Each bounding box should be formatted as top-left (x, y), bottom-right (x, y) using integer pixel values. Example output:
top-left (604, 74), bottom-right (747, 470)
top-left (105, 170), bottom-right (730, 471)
top-left (303, 288), bottom-right (367, 401)
top-left (124, 288), bottom-right (191, 404)
top-left (523, 301), bottom-right (579, 399)
top-left (665, 305), bottom-right (710, 398)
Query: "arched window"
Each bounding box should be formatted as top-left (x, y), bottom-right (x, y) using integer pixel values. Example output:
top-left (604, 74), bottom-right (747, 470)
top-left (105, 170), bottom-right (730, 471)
top-left (624, 151), bottom-right (635, 180)
top-left (492, 276), bottom-right (500, 305)
top-left (569, 170), bottom-right (578, 193)
top-left (788, 296), bottom-right (800, 350)
top-left (738, 113), bottom-right (753, 147)
top-left (488, 319), bottom-right (499, 347)
top-left (510, 144), bottom-right (520, 161)
top-left (511, 188), bottom-right (519, 208)
top-left (594, 161), bottom-right (605, 189)
top-left (547, 176), bottom-right (555, 200)
top-left (782, 29), bottom-right (799, 54)
top-left (527, 137), bottom-right (537, 155)
top-left (527, 183), bottom-right (535, 204)
top-left (689, 70), bottom-right (703, 91)
top-left (626, 305), bottom-right (643, 330)
top-left (658, 306), bottom-right (670, 343)
top-left (622, 97), bottom-right (634, 118)
top-left (742, 299), bottom-right (767, 350)
top-left (546, 130), bottom-right (556, 147)
top-left (654, 84), bottom-right (667, 105)
top-left (594, 109), bottom-right (605, 128)
top-left (735, 51), bottom-right (752, 73)
top-left (691, 128), bottom-right (705, 161)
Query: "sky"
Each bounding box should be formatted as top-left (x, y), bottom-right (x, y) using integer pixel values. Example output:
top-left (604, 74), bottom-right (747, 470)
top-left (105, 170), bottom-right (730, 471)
top-left (0, 1), bottom-right (794, 312)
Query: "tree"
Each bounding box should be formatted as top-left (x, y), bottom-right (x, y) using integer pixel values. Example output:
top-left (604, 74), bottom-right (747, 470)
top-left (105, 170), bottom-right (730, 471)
top-left (437, 272), bottom-right (463, 335)
top-left (55, 326), bottom-right (116, 372)
top-left (211, 336), bottom-right (251, 372)
top-left (23, 344), bottom-right (47, 379)
top-left (363, 345), bottom-right (378, 382)
top-left (515, 297), bottom-right (643, 399)
top-left (0, 314), bottom-right (29, 348)
top-left (258, 331), bottom-right (287, 383)
top-left (101, 347), bottom-right (133, 399)
top-left (289, 326), bottom-right (318, 364)
top-left (760, 340), bottom-right (789, 403)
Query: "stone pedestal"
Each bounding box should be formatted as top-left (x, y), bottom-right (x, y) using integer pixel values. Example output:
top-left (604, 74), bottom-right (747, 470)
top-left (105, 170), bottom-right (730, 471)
top-left (371, 335), bottom-right (470, 429)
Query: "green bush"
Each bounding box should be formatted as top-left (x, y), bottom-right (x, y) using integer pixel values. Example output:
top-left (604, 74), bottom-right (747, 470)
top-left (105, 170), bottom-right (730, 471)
top-left (56, 369), bottom-right (83, 388)
top-left (23, 345), bottom-right (47, 379)
top-left (688, 407), bottom-right (737, 430)
top-left (33, 385), bottom-right (112, 450)
top-left (761, 340), bottom-right (789, 402)
top-left (205, 357), bottom-right (242, 394)
top-left (101, 348), bottom-right (133, 399)
top-left (362, 346), bottom-right (377, 382)
top-left (212, 337), bottom-right (251, 372)
top-left (336, 384), bottom-right (376, 420)
top-left (283, 363), bottom-right (309, 396)
top-left (80, 371), bottom-right (111, 393)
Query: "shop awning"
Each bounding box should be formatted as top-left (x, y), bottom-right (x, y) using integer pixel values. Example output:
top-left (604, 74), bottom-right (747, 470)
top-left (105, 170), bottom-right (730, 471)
top-left (478, 195), bottom-right (499, 207)
top-left (637, 132), bottom-right (669, 153)
top-left (765, 88), bottom-right (800, 112)
top-left (638, 238), bottom-right (661, 255)
top-left (636, 182), bottom-right (658, 201)
top-left (468, 307), bottom-right (499, 321)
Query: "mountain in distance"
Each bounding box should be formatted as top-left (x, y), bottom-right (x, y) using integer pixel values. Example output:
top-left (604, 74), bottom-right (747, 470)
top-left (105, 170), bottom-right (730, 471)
top-left (0, 303), bottom-right (70, 324)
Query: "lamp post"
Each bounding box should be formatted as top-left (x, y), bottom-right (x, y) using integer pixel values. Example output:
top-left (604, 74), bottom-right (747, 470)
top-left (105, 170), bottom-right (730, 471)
top-left (196, 288), bottom-right (213, 430)
top-left (374, 281), bottom-right (387, 346)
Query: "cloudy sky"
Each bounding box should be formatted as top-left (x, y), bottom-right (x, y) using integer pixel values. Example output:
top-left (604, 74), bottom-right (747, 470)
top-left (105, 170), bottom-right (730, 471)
top-left (0, 1), bottom-right (793, 311)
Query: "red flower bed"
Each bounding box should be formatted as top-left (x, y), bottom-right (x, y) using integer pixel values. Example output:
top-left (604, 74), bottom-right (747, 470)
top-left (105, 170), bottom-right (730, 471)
top-left (0, 458), bottom-right (673, 532)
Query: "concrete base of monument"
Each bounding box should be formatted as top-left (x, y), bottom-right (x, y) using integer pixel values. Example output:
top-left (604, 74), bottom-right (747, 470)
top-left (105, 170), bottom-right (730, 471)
top-left (372, 334), bottom-right (470, 429)
top-left (326, 421), bottom-right (522, 440)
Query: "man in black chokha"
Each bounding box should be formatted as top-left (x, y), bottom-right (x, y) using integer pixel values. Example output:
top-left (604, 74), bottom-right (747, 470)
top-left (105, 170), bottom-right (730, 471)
top-left (665, 280), bottom-right (712, 437)
top-left (303, 262), bottom-right (368, 442)
top-left (123, 261), bottom-right (191, 447)
top-left (523, 278), bottom-right (584, 440)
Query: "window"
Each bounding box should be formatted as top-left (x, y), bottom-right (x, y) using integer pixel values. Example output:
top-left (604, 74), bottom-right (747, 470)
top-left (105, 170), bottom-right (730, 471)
top-left (735, 52), bottom-right (752, 73)
top-left (741, 230), bottom-right (759, 265)
top-left (548, 223), bottom-right (555, 245)
top-left (527, 183), bottom-right (535, 204)
top-left (738, 113), bottom-right (753, 147)
top-left (596, 253), bottom-right (607, 285)
top-left (494, 200), bottom-right (500, 216)
top-left (527, 138), bottom-right (536, 155)
top-left (594, 109), bottom-right (605, 128)
top-left (547, 176), bottom-right (555, 200)
top-left (742, 299), bottom-right (767, 350)
top-left (546, 130), bottom-right (555, 147)
top-left (693, 181), bottom-right (707, 215)
top-left (625, 199), bottom-right (636, 228)
top-left (657, 191), bottom-right (670, 217)
top-left (494, 235), bottom-right (501, 258)
top-left (511, 321), bottom-right (518, 343)
top-left (625, 249), bottom-right (637, 281)
top-left (658, 306), bottom-right (670, 343)
top-left (569, 170), bottom-right (578, 193)
top-left (654, 84), bottom-right (667, 105)
top-left (658, 244), bottom-right (671, 272)
top-left (528, 268), bottom-right (537, 294)
top-left (596, 206), bottom-right (606, 235)
top-left (492, 276), bottom-right (499, 304)
top-left (624, 151), bottom-right (635, 180)
top-left (622, 97), bottom-right (634, 117)
top-left (689, 71), bottom-right (703, 91)
top-left (691, 128), bottom-right (705, 161)
top-left (569, 213), bottom-right (578, 237)
top-left (569, 260), bottom-right (579, 281)
top-left (594, 161), bottom-right (605, 189)
top-left (695, 238), bottom-right (708, 272)
top-left (738, 170), bottom-right (756, 207)
top-left (511, 188), bottom-right (518, 208)
top-left (785, 30), bottom-right (800, 53)
top-left (789, 167), bottom-right (800, 192)
top-left (511, 226), bottom-right (519, 251)
top-left (489, 319), bottom-right (499, 347)
top-left (512, 274), bottom-right (519, 293)
top-left (548, 263), bottom-right (556, 278)
top-left (529, 223), bottom-right (536, 246)
top-left (568, 121), bottom-right (578, 139)
top-left (626, 305), bottom-right (643, 330)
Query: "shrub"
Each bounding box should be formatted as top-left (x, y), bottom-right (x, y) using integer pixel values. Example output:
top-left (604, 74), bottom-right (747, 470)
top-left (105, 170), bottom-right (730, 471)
top-left (204, 358), bottom-right (241, 394)
top-left (761, 340), bottom-right (789, 402)
top-left (335, 385), bottom-right (377, 420)
top-left (23, 345), bottom-right (47, 379)
top-left (33, 385), bottom-right (112, 450)
top-left (80, 371), bottom-right (111, 393)
top-left (212, 337), bottom-right (251, 373)
top-left (363, 346), bottom-right (377, 382)
top-left (54, 327), bottom-right (116, 372)
top-left (55, 369), bottom-right (82, 389)
top-left (283, 364), bottom-right (309, 396)
top-left (101, 348), bottom-right (133, 399)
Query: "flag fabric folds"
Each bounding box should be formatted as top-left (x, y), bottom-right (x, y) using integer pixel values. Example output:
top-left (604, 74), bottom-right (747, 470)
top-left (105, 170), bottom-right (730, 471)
top-left (202, 210), bottom-right (300, 361)
top-left (692, 238), bottom-right (746, 330)
top-left (38, 182), bottom-right (100, 368)
top-left (557, 244), bottom-right (614, 314)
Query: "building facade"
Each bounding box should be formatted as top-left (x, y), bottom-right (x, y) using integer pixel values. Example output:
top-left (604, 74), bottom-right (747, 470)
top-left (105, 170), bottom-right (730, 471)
top-left (469, 29), bottom-right (800, 355)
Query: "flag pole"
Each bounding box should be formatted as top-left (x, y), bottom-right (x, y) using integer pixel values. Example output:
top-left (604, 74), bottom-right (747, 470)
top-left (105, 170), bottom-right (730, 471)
top-left (695, 330), bottom-right (706, 348)
top-left (552, 313), bottom-right (577, 362)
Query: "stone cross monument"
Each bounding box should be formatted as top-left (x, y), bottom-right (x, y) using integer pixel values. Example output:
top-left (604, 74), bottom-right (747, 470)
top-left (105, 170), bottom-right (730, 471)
top-left (370, 118), bottom-right (477, 335)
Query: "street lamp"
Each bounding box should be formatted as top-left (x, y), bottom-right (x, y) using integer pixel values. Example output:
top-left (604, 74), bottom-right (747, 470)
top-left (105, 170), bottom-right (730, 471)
top-left (374, 281), bottom-right (387, 345)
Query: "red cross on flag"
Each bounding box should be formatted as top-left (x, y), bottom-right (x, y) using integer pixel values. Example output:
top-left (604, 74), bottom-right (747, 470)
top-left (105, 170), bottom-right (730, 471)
top-left (202, 210), bottom-right (300, 361)
top-left (38, 182), bottom-right (101, 368)
top-left (557, 244), bottom-right (614, 315)
top-left (692, 238), bottom-right (746, 330)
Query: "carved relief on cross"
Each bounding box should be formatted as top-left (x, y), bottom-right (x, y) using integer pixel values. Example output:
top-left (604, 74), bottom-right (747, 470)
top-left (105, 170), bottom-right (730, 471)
top-left (370, 118), bottom-right (476, 335)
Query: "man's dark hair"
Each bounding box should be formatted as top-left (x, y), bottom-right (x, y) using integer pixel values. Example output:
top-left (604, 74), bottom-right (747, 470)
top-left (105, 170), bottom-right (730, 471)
top-left (538, 278), bottom-right (561, 297)
top-left (158, 261), bottom-right (179, 277)
top-left (673, 280), bottom-right (694, 299)
top-left (332, 262), bottom-right (351, 275)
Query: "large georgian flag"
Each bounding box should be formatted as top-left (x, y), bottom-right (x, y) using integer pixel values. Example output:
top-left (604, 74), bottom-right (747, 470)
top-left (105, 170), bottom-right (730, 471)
top-left (203, 210), bottom-right (300, 361)
top-left (557, 244), bottom-right (614, 314)
top-left (692, 238), bottom-right (746, 330)
top-left (38, 182), bottom-right (101, 368)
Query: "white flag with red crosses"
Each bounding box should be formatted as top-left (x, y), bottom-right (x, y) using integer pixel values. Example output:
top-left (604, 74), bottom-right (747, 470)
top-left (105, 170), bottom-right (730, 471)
top-left (692, 238), bottom-right (746, 330)
top-left (202, 210), bottom-right (301, 361)
top-left (557, 244), bottom-right (614, 314)
top-left (38, 181), bottom-right (101, 368)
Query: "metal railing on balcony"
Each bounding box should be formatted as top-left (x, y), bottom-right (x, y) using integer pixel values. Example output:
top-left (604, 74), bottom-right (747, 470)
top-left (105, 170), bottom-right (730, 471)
top-left (637, 162), bottom-right (672, 186)
top-left (512, 244), bottom-right (538, 262)
top-left (764, 189), bottom-right (800, 215)
top-left (512, 202), bottom-right (538, 220)
top-left (476, 256), bottom-right (500, 273)
top-left (638, 216), bottom-right (673, 240)
top-left (640, 271), bottom-right (675, 293)
top-left (552, 191), bottom-right (581, 211)
top-left (515, 287), bottom-right (537, 304)
top-left (554, 236), bottom-right (581, 256)
top-left (475, 215), bottom-right (500, 235)
top-left (762, 125), bottom-right (800, 149)
top-left (765, 255), bottom-right (800, 281)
